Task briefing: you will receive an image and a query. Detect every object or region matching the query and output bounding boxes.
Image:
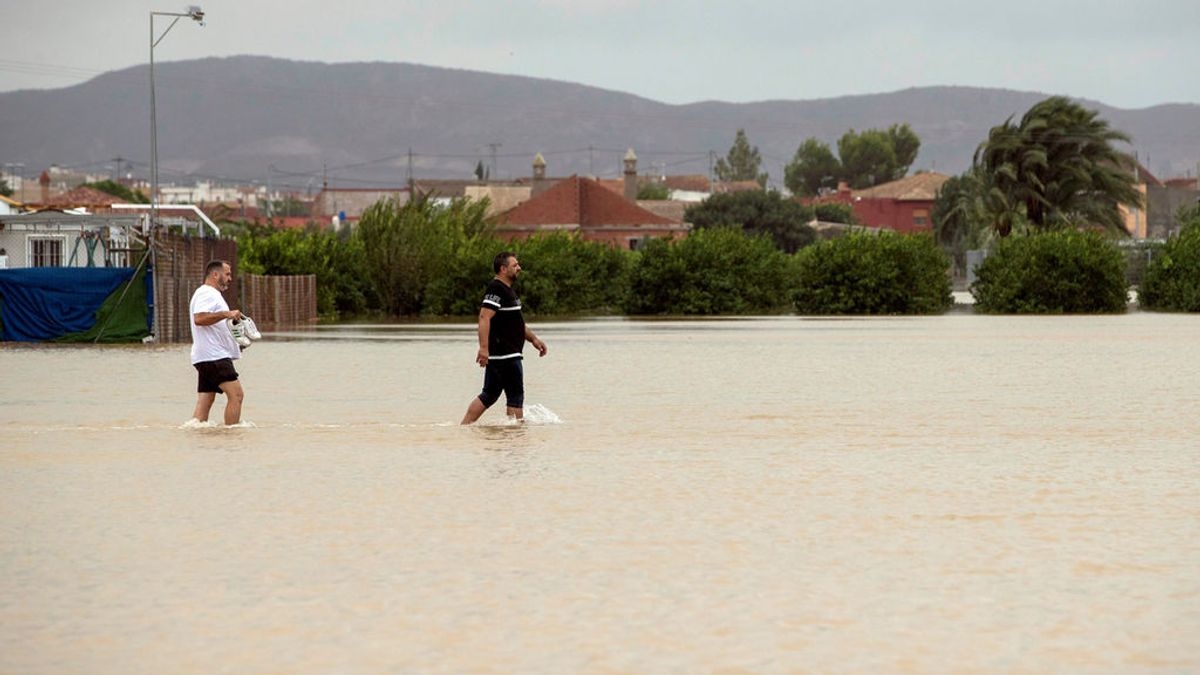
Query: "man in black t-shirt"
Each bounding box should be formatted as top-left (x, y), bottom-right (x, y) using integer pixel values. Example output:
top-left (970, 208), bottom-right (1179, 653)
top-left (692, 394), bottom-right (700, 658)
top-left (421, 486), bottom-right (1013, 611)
top-left (460, 251), bottom-right (548, 424)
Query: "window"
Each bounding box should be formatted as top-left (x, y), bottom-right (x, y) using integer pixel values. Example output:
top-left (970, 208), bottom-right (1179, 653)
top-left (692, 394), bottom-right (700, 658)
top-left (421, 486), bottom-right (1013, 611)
top-left (28, 235), bottom-right (66, 267)
top-left (628, 237), bottom-right (644, 251)
top-left (913, 209), bottom-right (929, 227)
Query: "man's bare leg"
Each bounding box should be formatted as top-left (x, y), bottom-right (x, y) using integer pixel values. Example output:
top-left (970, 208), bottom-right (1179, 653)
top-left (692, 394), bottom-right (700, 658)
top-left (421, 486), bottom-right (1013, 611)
top-left (461, 397), bottom-right (488, 425)
top-left (192, 392), bottom-right (216, 422)
top-left (506, 406), bottom-right (524, 422)
top-left (219, 380), bottom-right (245, 425)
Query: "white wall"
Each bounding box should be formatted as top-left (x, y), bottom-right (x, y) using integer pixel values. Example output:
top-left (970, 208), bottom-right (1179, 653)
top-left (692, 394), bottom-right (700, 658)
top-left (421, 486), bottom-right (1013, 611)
top-left (0, 228), bottom-right (131, 269)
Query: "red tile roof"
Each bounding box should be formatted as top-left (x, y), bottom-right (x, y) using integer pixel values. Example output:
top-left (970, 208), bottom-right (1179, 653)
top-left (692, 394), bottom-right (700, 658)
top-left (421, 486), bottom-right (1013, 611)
top-left (636, 200), bottom-right (690, 223)
top-left (663, 175), bottom-right (711, 192)
top-left (496, 175), bottom-right (679, 227)
top-left (596, 178), bottom-right (626, 195)
top-left (853, 172), bottom-right (950, 201)
top-left (1126, 159), bottom-right (1162, 187)
top-left (599, 175), bottom-right (714, 195)
top-left (38, 186), bottom-right (119, 208)
top-left (1164, 177), bottom-right (1198, 190)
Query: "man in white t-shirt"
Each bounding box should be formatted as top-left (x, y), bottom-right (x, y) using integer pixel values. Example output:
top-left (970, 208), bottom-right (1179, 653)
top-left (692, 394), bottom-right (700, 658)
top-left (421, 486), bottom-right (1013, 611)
top-left (189, 260), bottom-right (245, 425)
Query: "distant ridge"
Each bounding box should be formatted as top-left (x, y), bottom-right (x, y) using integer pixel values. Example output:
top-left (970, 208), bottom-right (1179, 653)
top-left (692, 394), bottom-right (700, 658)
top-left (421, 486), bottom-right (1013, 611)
top-left (1, 55), bottom-right (1197, 189)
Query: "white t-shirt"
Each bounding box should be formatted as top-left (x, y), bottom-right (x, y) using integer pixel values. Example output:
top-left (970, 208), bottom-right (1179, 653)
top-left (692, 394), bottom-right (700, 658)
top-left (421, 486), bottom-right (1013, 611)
top-left (189, 284), bottom-right (241, 364)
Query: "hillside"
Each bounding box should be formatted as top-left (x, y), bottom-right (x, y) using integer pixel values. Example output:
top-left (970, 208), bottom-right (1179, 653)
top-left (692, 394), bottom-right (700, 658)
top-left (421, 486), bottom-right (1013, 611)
top-left (1, 55), bottom-right (1196, 188)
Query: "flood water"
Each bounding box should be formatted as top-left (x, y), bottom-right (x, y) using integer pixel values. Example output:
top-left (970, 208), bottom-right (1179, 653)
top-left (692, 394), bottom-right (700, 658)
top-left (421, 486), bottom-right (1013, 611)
top-left (2, 314), bottom-right (1198, 673)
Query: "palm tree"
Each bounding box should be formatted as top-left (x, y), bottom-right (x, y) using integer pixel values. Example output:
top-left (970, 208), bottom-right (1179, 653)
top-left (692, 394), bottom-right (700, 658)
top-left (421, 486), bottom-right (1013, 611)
top-left (974, 96), bottom-right (1142, 236)
top-left (933, 168), bottom-right (997, 247)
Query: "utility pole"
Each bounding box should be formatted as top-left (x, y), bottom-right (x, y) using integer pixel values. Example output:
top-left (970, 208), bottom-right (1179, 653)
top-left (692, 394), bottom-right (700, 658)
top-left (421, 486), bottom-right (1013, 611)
top-left (487, 143), bottom-right (502, 180)
top-left (407, 148), bottom-right (414, 192)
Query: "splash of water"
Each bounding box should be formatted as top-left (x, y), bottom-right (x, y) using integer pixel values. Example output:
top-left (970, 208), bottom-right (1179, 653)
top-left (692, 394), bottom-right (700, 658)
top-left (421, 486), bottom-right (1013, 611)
top-left (521, 403), bottom-right (563, 425)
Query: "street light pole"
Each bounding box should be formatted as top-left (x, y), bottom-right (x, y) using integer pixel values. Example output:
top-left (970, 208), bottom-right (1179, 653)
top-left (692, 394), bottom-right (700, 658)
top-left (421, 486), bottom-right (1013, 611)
top-left (148, 5), bottom-right (204, 341)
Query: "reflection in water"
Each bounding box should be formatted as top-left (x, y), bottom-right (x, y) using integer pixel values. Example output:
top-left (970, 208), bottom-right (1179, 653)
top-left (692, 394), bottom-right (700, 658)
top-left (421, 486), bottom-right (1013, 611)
top-left (1, 315), bottom-right (1199, 672)
top-left (471, 422), bottom-right (530, 452)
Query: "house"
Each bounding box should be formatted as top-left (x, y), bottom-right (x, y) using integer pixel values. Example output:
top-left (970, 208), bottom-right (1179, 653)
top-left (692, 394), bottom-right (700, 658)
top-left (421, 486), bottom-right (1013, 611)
top-left (313, 187), bottom-right (411, 219)
top-left (159, 181), bottom-right (266, 207)
top-left (1120, 163), bottom-right (1199, 239)
top-left (26, 186), bottom-right (122, 213)
top-left (0, 211), bottom-right (144, 268)
top-left (807, 173), bottom-right (949, 234)
top-left (493, 175), bottom-right (690, 249)
top-left (463, 185), bottom-right (533, 217)
top-left (1164, 176), bottom-right (1198, 191)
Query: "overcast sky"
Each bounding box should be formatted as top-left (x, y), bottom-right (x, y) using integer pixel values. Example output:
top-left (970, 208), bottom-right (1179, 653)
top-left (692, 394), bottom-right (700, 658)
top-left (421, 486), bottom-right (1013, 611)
top-left (4, 0), bottom-right (1199, 108)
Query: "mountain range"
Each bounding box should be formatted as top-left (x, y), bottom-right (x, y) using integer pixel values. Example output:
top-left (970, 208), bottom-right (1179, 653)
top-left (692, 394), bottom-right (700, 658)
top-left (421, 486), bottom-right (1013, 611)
top-left (1, 55), bottom-right (1197, 190)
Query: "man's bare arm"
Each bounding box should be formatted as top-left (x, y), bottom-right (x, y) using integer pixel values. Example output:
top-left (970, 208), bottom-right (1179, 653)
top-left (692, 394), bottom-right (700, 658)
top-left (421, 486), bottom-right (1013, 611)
top-left (476, 307), bottom-right (496, 366)
top-left (193, 309), bottom-right (242, 326)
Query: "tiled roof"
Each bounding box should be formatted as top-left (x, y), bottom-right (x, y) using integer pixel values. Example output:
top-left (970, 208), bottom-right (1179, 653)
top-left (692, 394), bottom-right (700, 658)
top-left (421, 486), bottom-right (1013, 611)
top-left (636, 200), bottom-right (689, 223)
top-left (662, 175), bottom-right (710, 192)
top-left (596, 175), bottom-right (713, 195)
top-left (1124, 159), bottom-right (1162, 187)
top-left (596, 178), bottom-right (626, 195)
top-left (40, 186), bottom-right (120, 208)
top-left (496, 175), bottom-right (679, 227)
top-left (1164, 177), bottom-right (1198, 190)
top-left (853, 172), bottom-right (949, 201)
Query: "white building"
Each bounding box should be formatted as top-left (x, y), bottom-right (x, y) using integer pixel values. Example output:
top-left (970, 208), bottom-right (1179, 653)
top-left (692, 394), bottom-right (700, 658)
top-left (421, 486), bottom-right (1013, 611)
top-left (0, 212), bottom-right (143, 269)
top-left (159, 181), bottom-right (266, 207)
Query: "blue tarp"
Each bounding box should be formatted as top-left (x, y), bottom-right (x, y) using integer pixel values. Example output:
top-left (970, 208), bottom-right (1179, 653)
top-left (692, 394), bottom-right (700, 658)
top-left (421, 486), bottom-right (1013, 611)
top-left (0, 267), bottom-right (138, 342)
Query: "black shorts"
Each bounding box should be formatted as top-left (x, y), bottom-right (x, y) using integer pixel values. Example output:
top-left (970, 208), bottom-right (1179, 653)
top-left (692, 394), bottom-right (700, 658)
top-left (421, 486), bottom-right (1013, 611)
top-left (194, 358), bottom-right (239, 394)
top-left (478, 357), bottom-right (524, 409)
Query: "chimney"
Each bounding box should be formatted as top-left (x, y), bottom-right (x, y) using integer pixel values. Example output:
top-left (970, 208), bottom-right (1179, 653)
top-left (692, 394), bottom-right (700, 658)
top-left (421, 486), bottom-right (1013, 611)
top-left (39, 170), bottom-right (50, 204)
top-left (532, 153), bottom-right (548, 197)
top-left (623, 148), bottom-right (637, 202)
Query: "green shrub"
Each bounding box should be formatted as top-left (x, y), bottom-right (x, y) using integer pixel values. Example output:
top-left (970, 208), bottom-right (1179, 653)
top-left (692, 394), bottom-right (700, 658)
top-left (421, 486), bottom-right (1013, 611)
top-left (421, 234), bottom-right (504, 316)
top-left (357, 194), bottom-right (491, 315)
top-left (624, 227), bottom-right (794, 314)
top-left (509, 233), bottom-right (631, 314)
top-left (685, 190), bottom-right (816, 253)
top-left (793, 232), bottom-right (953, 314)
top-left (238, 224), bottom-right (374, 320)
top-left (637, 183), bottom-right (670, 200)
top-left (813, 202), bottom-right (856, 224)
top-left (970, 229), bottom-right (1128, 313)
top-left (1138, 219), bottom-right (1200, 311)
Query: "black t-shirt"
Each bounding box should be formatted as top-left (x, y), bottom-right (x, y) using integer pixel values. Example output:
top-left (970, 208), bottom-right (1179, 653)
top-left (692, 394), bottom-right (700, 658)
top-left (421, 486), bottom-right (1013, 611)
top-left (481, 278), bottom-right (525, 359)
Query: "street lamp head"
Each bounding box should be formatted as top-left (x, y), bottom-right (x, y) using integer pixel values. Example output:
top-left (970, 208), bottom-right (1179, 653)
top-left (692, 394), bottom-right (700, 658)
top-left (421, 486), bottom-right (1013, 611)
top-left (186, 5), bottom-right (205, 24)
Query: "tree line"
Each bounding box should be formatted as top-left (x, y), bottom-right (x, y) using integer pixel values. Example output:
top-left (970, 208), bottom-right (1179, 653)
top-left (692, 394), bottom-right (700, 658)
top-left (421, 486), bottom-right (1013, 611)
top-left (711, 125), bottom-right (922, 195)
top-left (233, 192), bottom-right (953, 319)
top-left (232, 95), bottom-right (1198, 316)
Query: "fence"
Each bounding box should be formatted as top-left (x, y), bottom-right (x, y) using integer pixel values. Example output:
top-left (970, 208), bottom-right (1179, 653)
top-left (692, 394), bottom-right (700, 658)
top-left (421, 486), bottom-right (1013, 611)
top-left (153, 233), bottom-right (239, 343)
top-left (241, 274), bottom-right (317, 325)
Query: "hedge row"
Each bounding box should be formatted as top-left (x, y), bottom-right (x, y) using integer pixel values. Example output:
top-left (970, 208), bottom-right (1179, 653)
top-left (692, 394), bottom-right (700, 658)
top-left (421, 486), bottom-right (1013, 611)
top-left (236, 197), bottom-right (1200, 318)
